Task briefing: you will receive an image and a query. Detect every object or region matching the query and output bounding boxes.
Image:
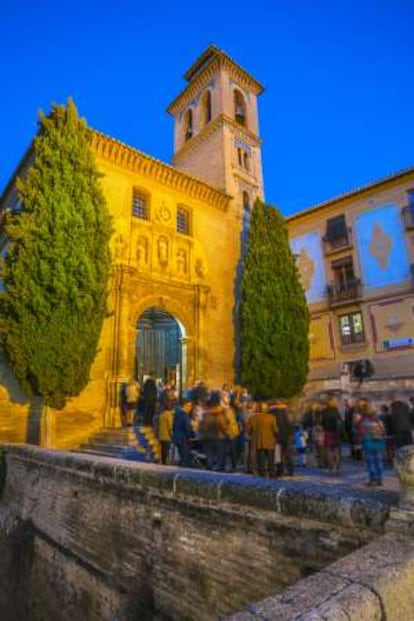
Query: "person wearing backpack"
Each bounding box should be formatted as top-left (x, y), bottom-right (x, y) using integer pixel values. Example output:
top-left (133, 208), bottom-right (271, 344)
top-left (359, 398), bottom-right (386, 487)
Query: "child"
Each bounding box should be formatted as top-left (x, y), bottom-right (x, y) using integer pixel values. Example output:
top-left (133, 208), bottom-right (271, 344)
top-left (294, 425), bottom-right (307, 468)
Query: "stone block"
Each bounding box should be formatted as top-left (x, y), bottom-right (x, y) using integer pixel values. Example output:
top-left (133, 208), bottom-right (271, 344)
top-left (311, 583), bottom-right (381, 621)
top-left (244, 571), bottom-right (351, 621)
top-left (325, 533), bottom-right (414, 620)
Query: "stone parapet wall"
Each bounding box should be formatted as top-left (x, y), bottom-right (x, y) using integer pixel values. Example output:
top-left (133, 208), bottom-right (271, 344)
top-left (0, 444), bottom-right (392, 621)
top-left (226, 532), bottom-right (414, 620)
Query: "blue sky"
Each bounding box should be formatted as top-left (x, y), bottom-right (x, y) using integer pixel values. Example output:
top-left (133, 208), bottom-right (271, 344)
top-left (1, 0), bottom-right (412, 216)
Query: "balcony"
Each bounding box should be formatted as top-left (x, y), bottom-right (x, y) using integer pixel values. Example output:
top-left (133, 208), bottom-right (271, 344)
top-left (402, 205), bottom-right (414, 230)
top-left (323, 227), bottom-right (353, 255)
top-left (327, 278), bottom-right (362, 306)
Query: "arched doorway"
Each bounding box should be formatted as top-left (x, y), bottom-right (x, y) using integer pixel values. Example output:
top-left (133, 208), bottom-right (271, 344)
top-left (136, 307), bottom-right (187, 393)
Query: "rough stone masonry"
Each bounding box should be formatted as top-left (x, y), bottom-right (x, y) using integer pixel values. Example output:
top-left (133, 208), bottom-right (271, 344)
top-left (0, 444), bottom-right (412, 621)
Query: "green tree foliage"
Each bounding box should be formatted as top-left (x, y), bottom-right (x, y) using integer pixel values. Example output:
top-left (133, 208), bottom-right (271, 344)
top-left (240, 199), bottom-right (309, 398)
top-left (0, 99), bottom-right (112, 409)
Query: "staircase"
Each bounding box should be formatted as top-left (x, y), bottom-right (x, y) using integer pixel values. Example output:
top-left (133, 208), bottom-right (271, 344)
top-left (76, 426), bottom-right (161, 463)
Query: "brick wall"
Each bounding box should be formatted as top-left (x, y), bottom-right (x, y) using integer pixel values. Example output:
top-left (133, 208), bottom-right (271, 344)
top-left (0, 446), bottom-right (389, 621)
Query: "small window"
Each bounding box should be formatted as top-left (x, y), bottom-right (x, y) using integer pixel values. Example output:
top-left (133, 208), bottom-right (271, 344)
top-left (325, 214), bottom-right (347, 242)
top-left (132, 189), bottom-right (149, 220)
top-left (242, 191), bottom-right (250, 211)
top-left (338, 312), bottom-right (365, 345)
top-left (237, 148), bottom-right (243, 166)
top-left (243, 151), bottom-right (250, 171)
top-left (177, 206), bottom-right (191, 235)
top-left (184, 109), bottom-right (193, 141)
top-left (202, 90), bottom-right (212, 125)
top-left (234, 89), bottom-right (246, 127)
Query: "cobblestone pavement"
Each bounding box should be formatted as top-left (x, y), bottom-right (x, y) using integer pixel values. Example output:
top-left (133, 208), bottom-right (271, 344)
top-left (281, 448), bottom-right (399, 499)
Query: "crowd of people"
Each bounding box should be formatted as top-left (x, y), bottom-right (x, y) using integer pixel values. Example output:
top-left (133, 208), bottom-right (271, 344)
top-left (120, 375), bottom-right (414, 487)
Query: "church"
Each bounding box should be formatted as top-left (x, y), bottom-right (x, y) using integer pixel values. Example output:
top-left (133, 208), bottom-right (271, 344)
top-left (0, 45), bottom-right (413, 450)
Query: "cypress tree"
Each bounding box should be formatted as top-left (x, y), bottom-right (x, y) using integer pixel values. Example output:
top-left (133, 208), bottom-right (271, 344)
top-left (240, 199), bottom-right (309, 398)
top-left (0, 99), bottom-right (112, 409)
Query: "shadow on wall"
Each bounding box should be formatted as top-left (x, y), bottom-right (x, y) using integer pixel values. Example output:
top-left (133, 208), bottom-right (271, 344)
top-left (0, 349), bottom-right (44, 445)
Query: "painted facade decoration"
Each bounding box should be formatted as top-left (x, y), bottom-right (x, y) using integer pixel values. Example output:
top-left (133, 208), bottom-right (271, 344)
top-left (290, 232), bottom-right (326, 302)
top-left (369, 297), bottom-right (414, 353)
top-left (355, 204), bottom-right (410, 288)
top-left (309, 315), bottom-right (335, 361)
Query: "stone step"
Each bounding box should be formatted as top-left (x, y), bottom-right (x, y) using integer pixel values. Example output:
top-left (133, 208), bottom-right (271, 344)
top-left (80, 442), bottom-right (146, 454)
top-left (75, 447), bottom-right (152, 462)
top-left (79, 425), bottom-right (160, 463)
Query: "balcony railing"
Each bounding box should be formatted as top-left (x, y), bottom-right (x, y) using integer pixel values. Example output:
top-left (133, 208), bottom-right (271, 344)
top-left (327, 278), bottom-right (362, 306)
top-left (402, 205), bottom-right (414, 230)
top-left (323, 227), bottom-right (353, 254)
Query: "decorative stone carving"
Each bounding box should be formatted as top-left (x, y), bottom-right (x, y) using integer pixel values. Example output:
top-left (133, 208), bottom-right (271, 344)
top-left (194, 258), bottom-right (206, 279)
top-left (155, 201), bottom-right (172, 224)
top-left (177, 248), bottom-right (188, 275)
top-left (157, 236), bottom-right (169, 268)
top-left (114, 234), bottom-right (128, 260)
top-left (210, 295), bottom-right (218, 310)
top-left (136, 236), bottom-right (149, 268)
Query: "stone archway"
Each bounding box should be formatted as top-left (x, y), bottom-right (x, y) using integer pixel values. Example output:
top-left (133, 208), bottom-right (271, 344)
top-left (131, 295), bottom-right (195, 393)
top-left (136, 307), bottom-right (187, 394)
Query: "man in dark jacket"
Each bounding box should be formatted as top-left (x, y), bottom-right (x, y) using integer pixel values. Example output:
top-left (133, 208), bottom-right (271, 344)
top-left (143, 372), bottom-right (157, 427)
top-left (390, 397), bottom-right (412, 449)
top-left (271, 401), bottom-right (294, 476)
top-left (344, 398), bottom-right (355, 458)
top-left (172, 399), bottom-right (193, 467)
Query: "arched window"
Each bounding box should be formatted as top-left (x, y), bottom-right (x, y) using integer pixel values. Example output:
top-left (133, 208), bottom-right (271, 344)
top-left (202, 90), bottom-right (212, 125)
top-left (184, 108), bottom-right (193, 141)
top-left (234, 89), bottom-right (247, 127)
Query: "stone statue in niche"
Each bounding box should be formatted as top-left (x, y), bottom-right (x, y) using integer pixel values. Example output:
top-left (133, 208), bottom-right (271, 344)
top-left (194, 258), bottom-right (206, 279)
top-left (136, 236), bottom-right (149, 267)
top-left (177, 248), bottom-right (188, 275)
top-left (114, 234), bottom-right (128, 260)
top-left (157, 236), bottom-right (169, 268)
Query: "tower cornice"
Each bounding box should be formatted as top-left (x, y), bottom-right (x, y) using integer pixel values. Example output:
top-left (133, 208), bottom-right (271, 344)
top-left (90, 130), bottom-right (231, 211)
top-left (167, 59), bottom-right (219, 116)
top-left (167, 51), bottom-right (264, 116)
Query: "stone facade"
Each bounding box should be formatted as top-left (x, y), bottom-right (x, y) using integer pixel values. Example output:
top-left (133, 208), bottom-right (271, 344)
top-left (0, 46), bottom-right (265, 448)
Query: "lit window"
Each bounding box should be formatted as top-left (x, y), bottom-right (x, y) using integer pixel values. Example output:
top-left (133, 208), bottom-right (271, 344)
top-left (132, 190), bottom-right (149, 220)
top-left (338, 312), bottom-right (365, 345)
top-left (177, 206), bottom-right (191, 235)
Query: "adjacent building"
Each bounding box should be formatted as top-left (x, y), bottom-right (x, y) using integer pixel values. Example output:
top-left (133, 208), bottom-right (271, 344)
top-left (287, 168), bottom-right (414, 400)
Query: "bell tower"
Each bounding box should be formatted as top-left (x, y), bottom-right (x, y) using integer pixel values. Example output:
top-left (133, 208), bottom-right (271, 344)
top-left (167, 45), bottom-right (265, 208)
